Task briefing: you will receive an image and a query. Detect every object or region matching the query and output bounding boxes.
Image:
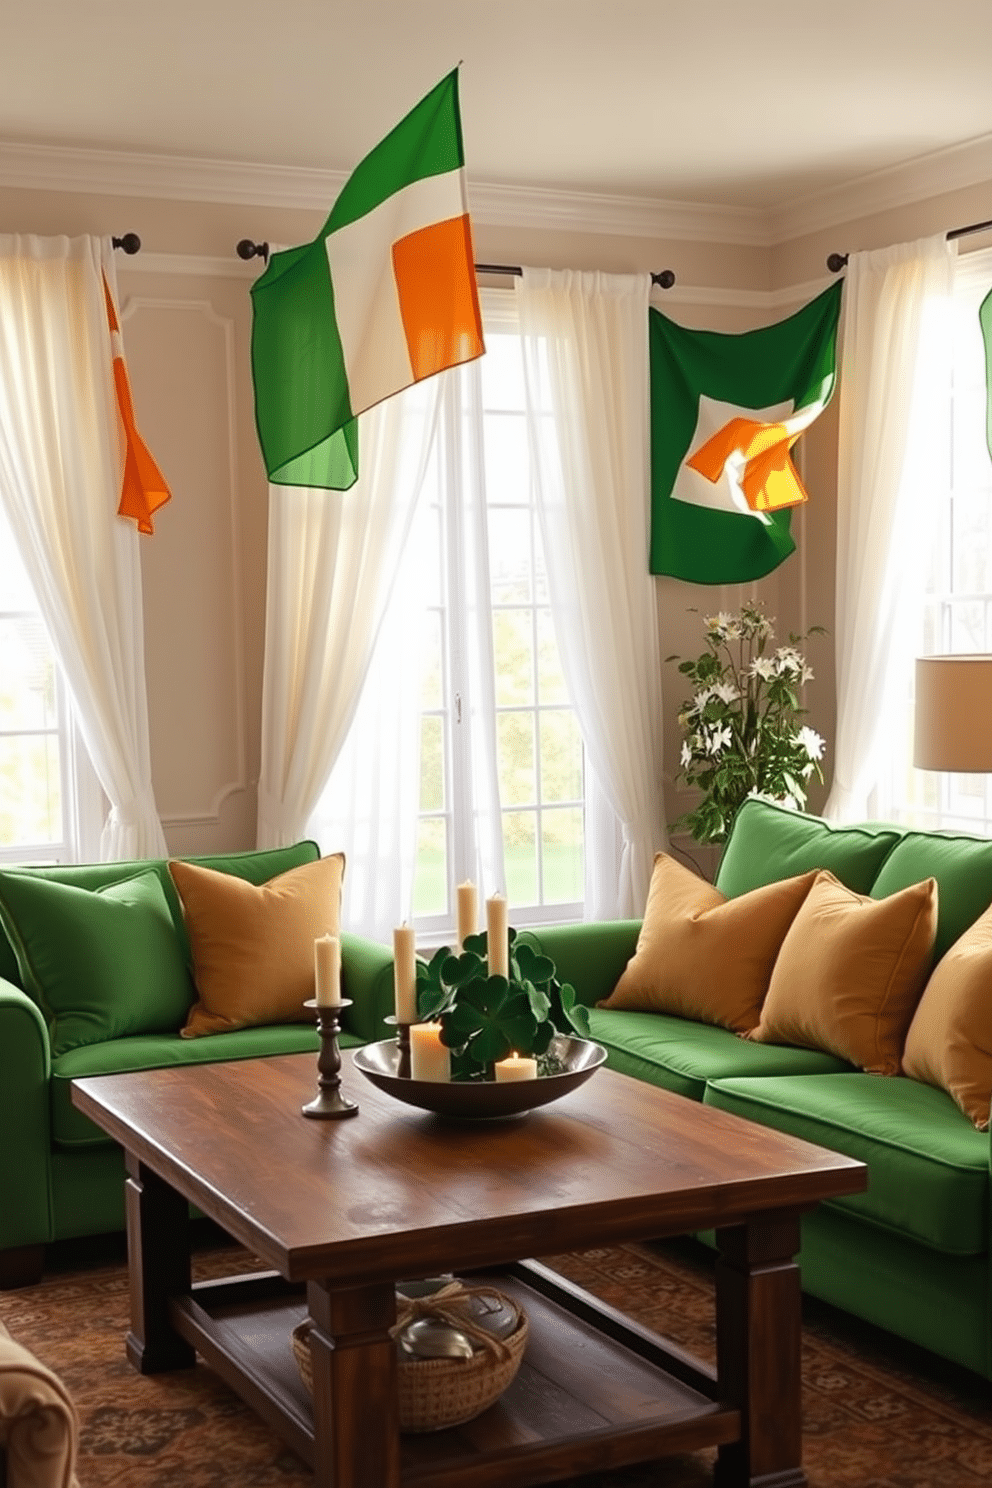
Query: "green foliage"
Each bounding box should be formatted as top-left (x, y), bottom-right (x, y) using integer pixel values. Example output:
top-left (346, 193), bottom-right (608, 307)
top-left (670, 604), bottom-right (827, 846)
top-left (412, 927), bottom-right (586, 1080)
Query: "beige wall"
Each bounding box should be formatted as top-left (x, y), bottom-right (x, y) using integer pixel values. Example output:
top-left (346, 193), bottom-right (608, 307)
top-left (2, 163), bottom-right (990, 869)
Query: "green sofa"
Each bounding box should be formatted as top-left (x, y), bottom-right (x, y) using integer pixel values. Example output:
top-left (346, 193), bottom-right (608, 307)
top-left (0, 840), bottom-right (396, 1289)
top-left (522, 799), bottom-right (992, 1381)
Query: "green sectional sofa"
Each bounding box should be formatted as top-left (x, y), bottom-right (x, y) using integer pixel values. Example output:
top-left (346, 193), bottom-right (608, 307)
top-left (521, 799), bottom-right (992, 1381)
top-left (0, 840), bottom-right (395, 1289)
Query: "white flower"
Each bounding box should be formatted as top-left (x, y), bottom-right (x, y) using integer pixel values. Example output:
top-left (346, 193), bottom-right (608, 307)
top-left (705, 724), bottom-right (733, 756)
top-left (680, 740), bottom-right (692, 768)
top-left (795, 725), bottom-right (825, 761)
top-left (712, 682), bottom-right (740, 704)
top-left (749, 657), bottom-right (776, 680)
top-left (801, 664), bottom-right (814, 684)
top-left (773, 647), bottom-right (804, 676)
top-left (691, 686), bottom-right (715, 712)
top-left (704, 611), bottom-right (733, 635)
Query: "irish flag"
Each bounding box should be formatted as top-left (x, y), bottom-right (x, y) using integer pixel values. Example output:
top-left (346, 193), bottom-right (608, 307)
top-left (981, 285), bottom-right (992, 464)
top-left (250, 69), bottom-right (484, 490)
top-left (649, 282), bottom-right (842, 583)
top-left (104, 273), bottom-right (172, 534)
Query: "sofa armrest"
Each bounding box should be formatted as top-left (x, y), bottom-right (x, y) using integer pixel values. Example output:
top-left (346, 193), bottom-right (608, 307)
top-left (516, 921), bottom-right (641, 1008)
top-left (0, 981), bottom-right (54, 1253)
top-left (340, 933), bottom-right (396, 1043)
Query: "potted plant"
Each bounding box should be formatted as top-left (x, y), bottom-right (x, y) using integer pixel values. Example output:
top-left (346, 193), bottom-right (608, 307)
top-left (670, 603), bottom-right (826, 845)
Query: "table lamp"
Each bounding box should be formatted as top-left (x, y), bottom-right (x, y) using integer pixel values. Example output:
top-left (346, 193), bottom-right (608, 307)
top-left (914, 655), bottom-right (992, 772)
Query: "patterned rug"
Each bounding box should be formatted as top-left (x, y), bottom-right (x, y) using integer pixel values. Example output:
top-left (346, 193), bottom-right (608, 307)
top-left (2, 1228), bottom-right (991, 1487)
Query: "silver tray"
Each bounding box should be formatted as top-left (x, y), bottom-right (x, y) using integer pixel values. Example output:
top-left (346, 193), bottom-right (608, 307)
top-left (352, 1034), bottom-right (607, 1119)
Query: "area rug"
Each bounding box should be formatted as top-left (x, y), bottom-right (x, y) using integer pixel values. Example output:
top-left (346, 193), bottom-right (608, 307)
top-left (2, 1230), bottom-right (991, 1487)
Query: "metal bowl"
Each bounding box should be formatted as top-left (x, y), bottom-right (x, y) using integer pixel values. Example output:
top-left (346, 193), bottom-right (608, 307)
top-left (351, 1034), bottom-right (607, 1119)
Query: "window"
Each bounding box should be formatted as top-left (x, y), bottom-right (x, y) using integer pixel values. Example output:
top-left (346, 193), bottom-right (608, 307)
top-left (874, 246), bottom-right (992, 830)
top-left (412, 295), bottom-right (585, 933)
top-left (0, 508), bottom-right (75, 862)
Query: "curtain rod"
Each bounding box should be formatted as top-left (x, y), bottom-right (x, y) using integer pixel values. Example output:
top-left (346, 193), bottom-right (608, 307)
top-left (827, 216), bottom-right (992, 272)
top-left (236, 240), bottom-right (675, 288)
top-left (112, 234), bottom-right (141, 254)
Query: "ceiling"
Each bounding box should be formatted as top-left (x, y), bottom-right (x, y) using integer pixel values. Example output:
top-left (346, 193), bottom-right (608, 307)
top-left (4, 0), bottom-right (992, 213)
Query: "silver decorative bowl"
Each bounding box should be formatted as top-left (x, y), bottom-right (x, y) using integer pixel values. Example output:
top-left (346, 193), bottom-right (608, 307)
top-left (352, 1034), bottom-right (607, 1119)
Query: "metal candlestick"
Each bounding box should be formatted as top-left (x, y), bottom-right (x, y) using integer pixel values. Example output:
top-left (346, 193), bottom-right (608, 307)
top-left (302, 998), bottom-right (359, 1119)
top-left (383, 1015), bottom-right (412, 1079)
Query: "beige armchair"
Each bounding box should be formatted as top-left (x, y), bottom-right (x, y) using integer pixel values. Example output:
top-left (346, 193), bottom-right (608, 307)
top-left (0, 1321), bottom-right (79, 1488)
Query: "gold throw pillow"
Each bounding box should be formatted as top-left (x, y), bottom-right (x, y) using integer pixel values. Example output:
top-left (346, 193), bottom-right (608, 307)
top-left (597, 853), bottom-right (820, 1033)
top-left (169, 853), bottom-right (345, 1038)
top-left (747, 870), bottom-right (938, 1075)
top-left (902, 900), bottom-right (992, 1130)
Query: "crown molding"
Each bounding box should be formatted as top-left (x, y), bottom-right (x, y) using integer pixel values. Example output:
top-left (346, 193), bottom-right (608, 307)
top-left (770, 130), bottom-right (992, 244)
top-left (3, 127), bottom-right (991, 251)
top-left (467, 179), bottom-right (769, 245)
top-left (0, 138), bottom-right (769, 245)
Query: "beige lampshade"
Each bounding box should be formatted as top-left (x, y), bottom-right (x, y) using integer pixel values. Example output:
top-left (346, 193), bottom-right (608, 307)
top-left (914, 655), bottom-right (992, 772)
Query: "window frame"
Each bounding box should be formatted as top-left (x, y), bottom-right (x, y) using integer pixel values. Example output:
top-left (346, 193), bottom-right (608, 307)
top-left (412, 290), bottom-right (586, 939)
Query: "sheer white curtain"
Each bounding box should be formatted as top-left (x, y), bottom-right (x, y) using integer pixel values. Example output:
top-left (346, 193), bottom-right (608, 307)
top-left (516, 269), bottom-right (667, 919)
top-left (307, 360), bottom-right (505, 943)
top-left (0, 234), bottom-right (165, 860)
top-left (257, 380), bottom-right (441, 852)
top-left (824, 234), bottom-right (955, 821)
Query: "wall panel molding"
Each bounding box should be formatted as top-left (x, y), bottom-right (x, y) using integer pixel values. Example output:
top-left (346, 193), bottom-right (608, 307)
top-left (120, 292), bottom-right (249, 829)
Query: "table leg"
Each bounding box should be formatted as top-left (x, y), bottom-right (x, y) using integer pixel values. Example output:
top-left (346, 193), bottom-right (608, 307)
top-left (306, 1278), bottom-right (400, 1488)
top-left (713, 1214), bottom-right (805, 1488)
top-left (123, 1152), bottom-right (195, 1375)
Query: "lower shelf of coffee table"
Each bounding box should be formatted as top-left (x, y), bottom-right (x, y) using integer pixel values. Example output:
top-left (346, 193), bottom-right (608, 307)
top-left (170, 1260), bottom-right (740, 1487)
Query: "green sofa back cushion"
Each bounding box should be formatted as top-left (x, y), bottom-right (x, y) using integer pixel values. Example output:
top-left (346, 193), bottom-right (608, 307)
top-left (0, 868), bottom-right (195, 1057)
top-left (715, 799), bottom-right (901, 898)
top-left (0, 840), bottom-right (321, 990)
top-left (870, 830), bottom-right (992, 962)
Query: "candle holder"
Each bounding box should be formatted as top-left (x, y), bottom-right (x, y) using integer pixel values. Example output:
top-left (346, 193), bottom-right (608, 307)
top-left (383, 1014), bottom-right (412, 1078)
top-left (302, 998), bottom-right (359, 1120)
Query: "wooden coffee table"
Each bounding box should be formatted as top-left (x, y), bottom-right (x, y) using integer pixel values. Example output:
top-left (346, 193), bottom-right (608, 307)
top-left (72, 1052), bottom-right (865, 1488)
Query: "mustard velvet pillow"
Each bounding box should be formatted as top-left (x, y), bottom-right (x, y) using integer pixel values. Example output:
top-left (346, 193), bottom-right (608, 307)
top-left (597, 853), bottom-right (820, 1033)
top-left (169, 853), bottom-right (345, 1037)
top-left (902, 901), bottom-right (992, 1130)
top-left (747, 870), bottom-right (938, 1075)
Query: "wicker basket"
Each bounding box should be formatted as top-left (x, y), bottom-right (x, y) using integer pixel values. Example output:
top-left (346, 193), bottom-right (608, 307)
top-left (291, 1291), bottom-right (528, 1434)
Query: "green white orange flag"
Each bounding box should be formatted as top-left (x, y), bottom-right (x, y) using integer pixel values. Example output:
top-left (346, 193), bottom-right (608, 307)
top-left (103, 274), bottom-right (172, 534)
top-left (980, 286), bottom-right (992, 464)
top-left (250, 69), bottom-right (485, 490)
top-left (649, 281), bottom-right (842, 583)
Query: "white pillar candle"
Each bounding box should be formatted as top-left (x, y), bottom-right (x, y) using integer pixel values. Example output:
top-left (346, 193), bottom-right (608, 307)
top-left (314, 934), bottom-right (342, 1007)
top-left (486, 892), bottom-right (509, 978)
top-left (456, 880), bottom-right (477, 952)
top-left (410, 1022), bottom-right (450, 1083)
top-left (393, 924), bottom-right (418, 1024)
top-left (495, 1053), bottom-right (538, 1082)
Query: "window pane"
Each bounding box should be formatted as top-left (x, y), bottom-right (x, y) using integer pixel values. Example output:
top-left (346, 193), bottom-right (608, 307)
top-left (483, 414), bottom-right (529, 494)
top-left (541, 807), bottom-right (584, 904)
top-left (537, 609), bottom-right (568, 705)
top-left (492, 610), bottom-right (534, 706)
top-left (480, 336), bottom-right (526, 412)
top-left (497, 711), bottom-right (535, 805)
top-left (420, 610), bottom-right (444, 711)
top-left (0, 735), bottom-right (61, 846)
top-left (0, 618), bottom-right (58, 729)
top-left (540, 710), bottom-right (583, 803)
top-left (488, 508), bottom-right (532, 603)
top-left (413, 817), bottom-right (447, 917)
top-left (419, 715), bottom-right (445, 811)
top-left (503, 810), bottom-right (537, 906)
